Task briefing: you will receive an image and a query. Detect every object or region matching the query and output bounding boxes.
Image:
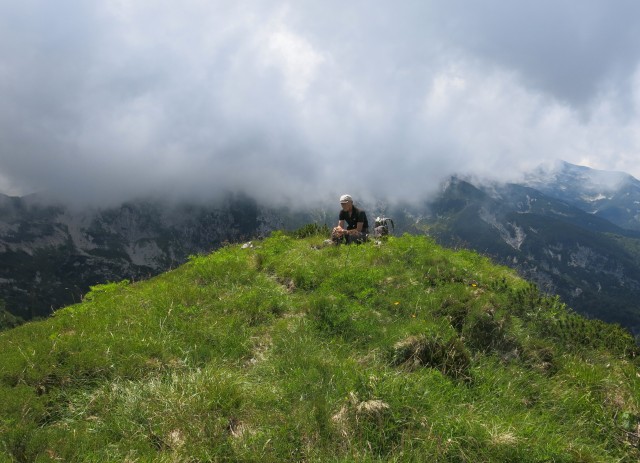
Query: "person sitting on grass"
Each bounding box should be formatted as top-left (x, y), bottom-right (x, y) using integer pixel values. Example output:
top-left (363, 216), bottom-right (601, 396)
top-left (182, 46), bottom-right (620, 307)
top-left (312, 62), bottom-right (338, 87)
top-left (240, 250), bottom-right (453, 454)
top-left (331, 194), bottom-right (369, 244)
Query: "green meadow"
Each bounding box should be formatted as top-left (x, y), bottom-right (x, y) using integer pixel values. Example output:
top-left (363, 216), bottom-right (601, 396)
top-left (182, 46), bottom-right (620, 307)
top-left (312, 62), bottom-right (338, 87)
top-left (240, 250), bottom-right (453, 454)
top-left (1, 230), bottom-right (638, 462)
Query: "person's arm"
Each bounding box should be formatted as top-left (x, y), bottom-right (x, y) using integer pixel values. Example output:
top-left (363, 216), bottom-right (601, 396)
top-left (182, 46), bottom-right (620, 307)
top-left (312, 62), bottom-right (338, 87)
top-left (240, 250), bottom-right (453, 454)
top-left (336, 209), bottom-right (348, 231)
top-left (348, 221), bottom-right (364, 235)
top-left (333, 216), bottom-right (346, 236)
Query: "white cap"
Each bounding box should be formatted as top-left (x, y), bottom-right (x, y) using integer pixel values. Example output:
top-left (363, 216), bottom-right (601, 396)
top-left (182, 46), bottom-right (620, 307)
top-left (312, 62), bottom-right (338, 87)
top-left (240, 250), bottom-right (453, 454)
top-left (339, 194), bottom-right (353, 203)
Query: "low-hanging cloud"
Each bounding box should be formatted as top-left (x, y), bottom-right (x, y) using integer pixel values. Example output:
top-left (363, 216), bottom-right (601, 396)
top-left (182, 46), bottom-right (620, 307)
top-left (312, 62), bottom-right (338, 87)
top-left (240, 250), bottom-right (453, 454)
top-left (1, 0), bottom-right (640, 207)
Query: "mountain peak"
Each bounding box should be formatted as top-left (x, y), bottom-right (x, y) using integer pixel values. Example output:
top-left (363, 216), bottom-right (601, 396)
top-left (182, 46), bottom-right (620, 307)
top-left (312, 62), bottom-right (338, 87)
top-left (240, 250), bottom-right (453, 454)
top-left (519, 161), bottom-right (640, 231)
top-left (526, 160), bottom-right (637, 192)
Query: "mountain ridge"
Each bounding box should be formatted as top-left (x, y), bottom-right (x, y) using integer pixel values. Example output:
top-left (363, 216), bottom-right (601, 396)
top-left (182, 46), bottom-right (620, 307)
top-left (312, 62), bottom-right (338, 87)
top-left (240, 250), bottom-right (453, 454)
top-left (424, 175), bottom-right (640, 336)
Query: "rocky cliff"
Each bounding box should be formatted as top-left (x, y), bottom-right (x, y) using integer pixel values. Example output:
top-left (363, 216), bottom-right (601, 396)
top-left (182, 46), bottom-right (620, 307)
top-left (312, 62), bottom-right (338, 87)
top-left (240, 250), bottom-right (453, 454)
top-left (0, 193), bottom-right (301, 321)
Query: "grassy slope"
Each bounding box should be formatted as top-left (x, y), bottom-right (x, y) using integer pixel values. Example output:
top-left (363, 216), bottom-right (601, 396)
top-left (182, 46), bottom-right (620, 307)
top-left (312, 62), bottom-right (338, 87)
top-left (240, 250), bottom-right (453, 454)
top-left (0, 232), bottom-right (639, 462)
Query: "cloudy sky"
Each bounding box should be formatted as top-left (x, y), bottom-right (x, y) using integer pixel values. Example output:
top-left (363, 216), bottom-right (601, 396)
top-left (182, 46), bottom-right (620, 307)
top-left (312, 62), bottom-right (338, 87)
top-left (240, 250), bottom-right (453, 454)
top-left (1, 0), bottom-right (640, 206)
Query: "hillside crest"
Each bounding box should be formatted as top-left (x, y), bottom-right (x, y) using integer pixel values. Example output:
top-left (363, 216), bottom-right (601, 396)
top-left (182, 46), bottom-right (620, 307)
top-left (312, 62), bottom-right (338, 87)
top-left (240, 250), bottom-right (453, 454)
top-left (1, 232), bottom-right (639, 461)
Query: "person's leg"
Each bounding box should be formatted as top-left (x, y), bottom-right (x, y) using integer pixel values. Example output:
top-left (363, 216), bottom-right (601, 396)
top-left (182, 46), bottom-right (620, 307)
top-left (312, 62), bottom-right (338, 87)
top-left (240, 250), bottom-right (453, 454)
top-left (346, 232), bottom-right (367, 244)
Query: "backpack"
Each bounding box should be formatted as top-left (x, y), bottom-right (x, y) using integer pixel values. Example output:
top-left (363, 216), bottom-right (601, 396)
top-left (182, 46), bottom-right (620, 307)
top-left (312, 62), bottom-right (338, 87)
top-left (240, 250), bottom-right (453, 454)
top-left (374, 216), bottom-right (395, 236)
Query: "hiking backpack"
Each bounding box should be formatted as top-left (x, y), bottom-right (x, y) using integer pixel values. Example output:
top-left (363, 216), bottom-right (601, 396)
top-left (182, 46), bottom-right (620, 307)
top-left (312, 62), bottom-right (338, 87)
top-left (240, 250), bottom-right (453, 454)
top-left (374, 216), bottom-right (395, 236)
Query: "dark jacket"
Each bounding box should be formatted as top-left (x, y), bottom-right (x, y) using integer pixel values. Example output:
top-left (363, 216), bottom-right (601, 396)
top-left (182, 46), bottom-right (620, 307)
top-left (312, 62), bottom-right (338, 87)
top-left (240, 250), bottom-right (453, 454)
top-left (339, 206), bottom-right (369, 233)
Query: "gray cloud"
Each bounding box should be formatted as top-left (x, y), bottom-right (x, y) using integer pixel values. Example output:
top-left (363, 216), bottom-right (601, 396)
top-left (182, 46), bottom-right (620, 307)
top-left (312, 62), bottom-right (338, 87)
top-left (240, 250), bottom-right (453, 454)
top-left (1, 1), bottom-right (640, 206)
top-left (435, 0), bottom-right (640, 108)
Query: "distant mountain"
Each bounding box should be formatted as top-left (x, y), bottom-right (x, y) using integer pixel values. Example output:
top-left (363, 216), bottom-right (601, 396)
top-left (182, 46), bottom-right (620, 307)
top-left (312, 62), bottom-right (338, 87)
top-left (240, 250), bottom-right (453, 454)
top-left (523, 161), bottom-right (640, 231)
top-left (0, 193), bottom-right (310, 323)
top-left (423, 166), bottom-right (640, 337)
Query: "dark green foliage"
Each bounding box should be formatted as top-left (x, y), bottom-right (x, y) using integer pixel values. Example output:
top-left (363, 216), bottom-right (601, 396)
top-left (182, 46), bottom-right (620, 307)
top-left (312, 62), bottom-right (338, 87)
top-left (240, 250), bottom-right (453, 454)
top-left (435, 297), bottom-right (470, 333)
top-left (507, 282), bottom-right (558, 318)
top-left (463, 304), bottom-right (517, 353)
top-left (392, 333), bottom-right (472, 381)
top-left (0, 300), bottom-right (23, 331)
top-left (290, 222), bottom-right (331, 239)
top-left (542, 313), bottom-right (639, 358)
top-left (520, 339), bottom-right (558, 375)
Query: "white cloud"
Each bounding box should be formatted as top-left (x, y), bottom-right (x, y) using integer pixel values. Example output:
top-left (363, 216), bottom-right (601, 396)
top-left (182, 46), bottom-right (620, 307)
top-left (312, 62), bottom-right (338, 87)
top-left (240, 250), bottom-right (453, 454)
top-left (261, 15), bottom-right (327, 102)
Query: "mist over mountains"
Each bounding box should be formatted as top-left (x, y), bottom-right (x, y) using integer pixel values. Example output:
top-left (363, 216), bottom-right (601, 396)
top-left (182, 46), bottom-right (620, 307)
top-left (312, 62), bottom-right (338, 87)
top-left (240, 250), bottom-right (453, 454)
top-left (2, 161), bottom-right (640, 338)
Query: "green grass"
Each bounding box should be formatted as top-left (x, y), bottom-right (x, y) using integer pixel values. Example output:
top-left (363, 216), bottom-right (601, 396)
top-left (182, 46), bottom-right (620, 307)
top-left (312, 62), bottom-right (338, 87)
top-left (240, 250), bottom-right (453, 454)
top-left (0, 231), bottom-right (639, 462)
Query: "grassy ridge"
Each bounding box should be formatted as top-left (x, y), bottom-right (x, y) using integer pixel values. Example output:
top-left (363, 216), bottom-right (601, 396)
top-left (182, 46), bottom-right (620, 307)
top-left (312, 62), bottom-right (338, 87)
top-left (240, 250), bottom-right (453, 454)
top-left (0, 232), bottom-right (639, 462)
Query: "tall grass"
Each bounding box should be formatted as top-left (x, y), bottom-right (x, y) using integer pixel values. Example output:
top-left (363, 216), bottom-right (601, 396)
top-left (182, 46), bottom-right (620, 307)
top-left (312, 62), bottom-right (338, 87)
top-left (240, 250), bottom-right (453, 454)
top-left (0, 231), bottom-right (638, 461)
